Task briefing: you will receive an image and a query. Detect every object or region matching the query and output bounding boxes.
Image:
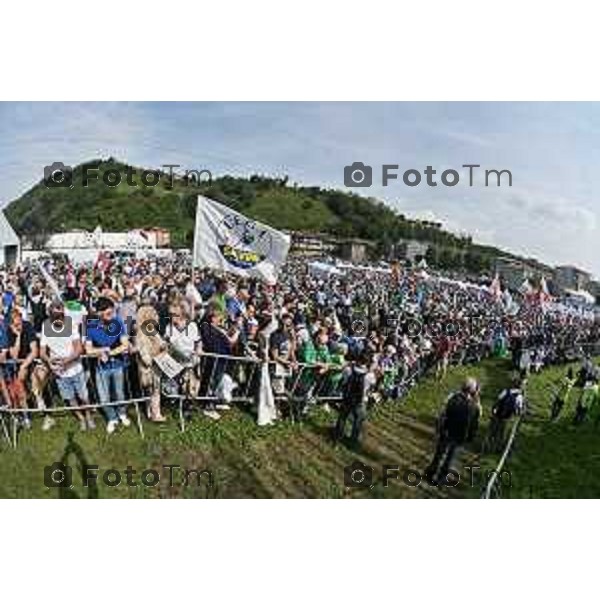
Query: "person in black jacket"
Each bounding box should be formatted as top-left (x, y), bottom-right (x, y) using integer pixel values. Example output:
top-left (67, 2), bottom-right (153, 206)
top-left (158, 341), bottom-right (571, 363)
top-left (484, 375), bottom-right (525, 452)
top-left (424, 377), bottom-right (481, 485)
top-left (333, 352), bottom-right (375, 447)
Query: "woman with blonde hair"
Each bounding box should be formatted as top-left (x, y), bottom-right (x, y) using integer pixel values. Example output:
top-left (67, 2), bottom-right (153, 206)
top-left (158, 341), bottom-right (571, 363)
top-left (164, 298), bottom-right (204, 417)
top-left (135, 303), bottom-right (167, 422)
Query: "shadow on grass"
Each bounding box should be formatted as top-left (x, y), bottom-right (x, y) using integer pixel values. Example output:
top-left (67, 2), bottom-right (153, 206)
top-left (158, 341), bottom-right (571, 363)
top-left (57, 432), bottom-right (99, 499)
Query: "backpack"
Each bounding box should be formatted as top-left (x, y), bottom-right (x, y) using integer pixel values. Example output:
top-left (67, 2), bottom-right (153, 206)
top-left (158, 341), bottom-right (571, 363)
top-left (343, 367), bottom-right (367, 406)
top-left (494, 389), bottom-right (521, 420)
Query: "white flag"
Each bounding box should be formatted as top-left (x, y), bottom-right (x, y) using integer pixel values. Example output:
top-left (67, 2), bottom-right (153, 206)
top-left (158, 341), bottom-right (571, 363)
top-left (257, 361), bottom-right (277, 426)
top-left (488, 272), bottom-right (501, 300)
top-left (193, 195), bottom-right (291, 282)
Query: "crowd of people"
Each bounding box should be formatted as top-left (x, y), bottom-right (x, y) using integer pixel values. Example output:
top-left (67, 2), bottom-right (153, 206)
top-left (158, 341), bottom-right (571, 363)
top-left (0, 253), bottom-right (597, 451)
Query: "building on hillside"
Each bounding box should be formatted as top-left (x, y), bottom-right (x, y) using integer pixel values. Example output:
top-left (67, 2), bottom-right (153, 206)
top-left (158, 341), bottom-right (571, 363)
top-left (144, 227), bottom-right (171, 248)
top-left (338, 239), bottom-right (374, 263)
top-left (585, 279), bottom-right (600, 302)
top-left (287, 231), bottom-right (373, 263)
top-left (288, 231), bottom-right (338, 257)
top-left (493, 256), bottom-right (555, 291)
top-left (22, 225), bottom-right (171, 264)
top-left (393, 239), bottom-right (430, 263)
top-left (45, 227), bottom-right (156, 251)
top-left (494, 257), bottom-right (536, 291)
top-left (0, 211), bottom-right (21, 266)
top-left (554, 265), bottom-right (591, 292)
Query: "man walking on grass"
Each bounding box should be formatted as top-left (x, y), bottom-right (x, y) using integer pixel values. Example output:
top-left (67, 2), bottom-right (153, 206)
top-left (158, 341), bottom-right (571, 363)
top-left (485, 374), bottom-right (525, 453)
top-left (424, 377), bottom-right (481, 485)
top-left (334, 352), bottom-right (377, 448)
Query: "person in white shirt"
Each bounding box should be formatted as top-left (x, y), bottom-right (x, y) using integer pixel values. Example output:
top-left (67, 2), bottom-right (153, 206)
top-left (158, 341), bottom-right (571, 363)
top-left (185, 279), bottom-right (203, 320)
top-left (166, 312), bottom-right (201, 363)
top-left (40, 300), bottom-right (95, 431)
top-left (164, 299), bottom-right (213, 418)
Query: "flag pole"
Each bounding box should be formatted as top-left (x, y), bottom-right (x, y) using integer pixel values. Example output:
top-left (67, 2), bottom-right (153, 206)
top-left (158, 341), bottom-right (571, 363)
top-left (192, 195), bottom-right (202, 269)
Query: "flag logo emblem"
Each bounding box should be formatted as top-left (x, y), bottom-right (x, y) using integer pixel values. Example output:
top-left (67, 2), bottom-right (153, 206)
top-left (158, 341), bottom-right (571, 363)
top-left (218, 214), bottom-right (274, 269)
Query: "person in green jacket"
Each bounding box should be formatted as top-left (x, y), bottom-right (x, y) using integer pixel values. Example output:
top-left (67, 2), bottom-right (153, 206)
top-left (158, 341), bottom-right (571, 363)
top-left (296, 325), bottom-right (317, 396)
top-left (574, 377), bottom-right (599, 425)
top-left (313, 330), bottom-right (332, 396)
top-left (314, 334), bottom-right (332, 365)
top-left (295, 327), bottom-right (333, 413)
top-left (328, 343), bottom-right (347, 390)
top-left (587, 381), bottom-right (600, 426)
top-left (550, 367), bottom-right (576, 421)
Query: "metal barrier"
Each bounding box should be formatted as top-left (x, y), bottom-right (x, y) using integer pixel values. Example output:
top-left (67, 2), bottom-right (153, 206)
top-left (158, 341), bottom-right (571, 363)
top-left (481, 415), bottom-right (522, 499)
top-left (0, 397), bottom-right (150, 448)
top-left (2, 338), bottom-right (598, 452)
top-left (0, 347), bottom-right (433, 447)
top-left (0, 351), bottom-right (348, 446)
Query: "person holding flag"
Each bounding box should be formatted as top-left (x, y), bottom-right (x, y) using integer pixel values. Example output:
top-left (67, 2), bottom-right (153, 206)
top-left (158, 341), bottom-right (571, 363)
top-left (489, 273), bottom-right (502, 302)
top-left (538, 276), bottom-right (551, 305)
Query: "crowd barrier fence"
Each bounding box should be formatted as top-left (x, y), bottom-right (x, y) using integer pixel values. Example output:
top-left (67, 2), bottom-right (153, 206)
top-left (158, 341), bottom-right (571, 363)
top-left (1, 339), bottom-right (598, 455)
top-left (0, 346), bottom-right (435, 448)
top-left (482, 415), bottom-right (522, 499)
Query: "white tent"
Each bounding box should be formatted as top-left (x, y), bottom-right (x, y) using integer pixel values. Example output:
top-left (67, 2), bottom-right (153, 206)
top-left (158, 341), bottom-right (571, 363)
top-left (308, 261), bottom-right (343, 277)
top-left (564, 288), bottom-right (596, 305)
top-left (0, 212), bottom-right (20, 266)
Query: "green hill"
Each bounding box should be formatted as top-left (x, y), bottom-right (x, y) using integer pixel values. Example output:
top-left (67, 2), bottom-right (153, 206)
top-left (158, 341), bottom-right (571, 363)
top-left (5, 157), bottom-right (523, 272)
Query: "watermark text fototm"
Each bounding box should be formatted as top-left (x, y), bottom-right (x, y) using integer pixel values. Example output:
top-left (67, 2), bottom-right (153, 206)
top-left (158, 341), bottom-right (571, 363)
top-left (43, 162), bottom-right (212, 189)
top-left (349, 312), bottom-right (541, 341)
top-left (343, 162), bottom-right (512, 188)
top-left (344, 460), bottom-right (512, 490)
top-left (44, 462), bottom-right (214, 489)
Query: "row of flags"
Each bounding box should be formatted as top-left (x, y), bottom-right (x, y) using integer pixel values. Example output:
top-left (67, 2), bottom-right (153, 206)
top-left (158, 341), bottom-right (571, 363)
top-left (489, 272), bottom-right (552, 305)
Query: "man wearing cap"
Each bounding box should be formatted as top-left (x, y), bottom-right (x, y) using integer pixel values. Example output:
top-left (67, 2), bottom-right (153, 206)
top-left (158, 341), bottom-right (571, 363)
top-left (85, 297), bottom-right (130, 434)
top-left (424, 377), bottom-right (481, 485)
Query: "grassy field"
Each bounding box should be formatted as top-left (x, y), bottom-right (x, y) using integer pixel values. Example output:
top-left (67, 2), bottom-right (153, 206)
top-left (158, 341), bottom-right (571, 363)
top-left (488, 363), bottom-right (600, 499)
top-left (0, 357), bottom-right (594, 498)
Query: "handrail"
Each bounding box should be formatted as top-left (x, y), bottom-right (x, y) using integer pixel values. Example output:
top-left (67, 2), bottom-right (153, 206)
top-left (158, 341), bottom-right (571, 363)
top-left (482, 414), bottom-right (522, 499)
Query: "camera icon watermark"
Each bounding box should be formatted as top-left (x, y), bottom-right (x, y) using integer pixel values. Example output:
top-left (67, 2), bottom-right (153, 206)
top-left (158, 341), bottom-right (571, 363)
top-left (42, 162), bottom-right (212, 190)
top-left (344, 162), bottom-right (372, 187)
top-left (43, 162), bottom-right (73, 188)
top-left (42, 315), bottom-right (73, 338)
top-left (343, 163), bottom-right (512, 188)
top-left (43, 462), bottom-right (214, 490)
top-left (44, 462), bottom-right (73, 488)
top-left (351, 318), bottom-right (367, 335)
top-left (342, 462), bottom-right (512, 492)
top-left (344, 460), bottom-right (374, 488)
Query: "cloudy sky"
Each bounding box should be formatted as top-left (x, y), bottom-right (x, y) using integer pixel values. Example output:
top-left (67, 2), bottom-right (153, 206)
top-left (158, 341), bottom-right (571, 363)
top-left (0, 102), bottom-right (598, 275)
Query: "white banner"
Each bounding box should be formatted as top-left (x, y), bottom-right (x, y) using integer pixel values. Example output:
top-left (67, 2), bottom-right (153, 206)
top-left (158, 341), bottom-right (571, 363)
top-left (192, 195), bottom-right (290, 282)
top-left (257, 361), bottom-right (277, 426)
